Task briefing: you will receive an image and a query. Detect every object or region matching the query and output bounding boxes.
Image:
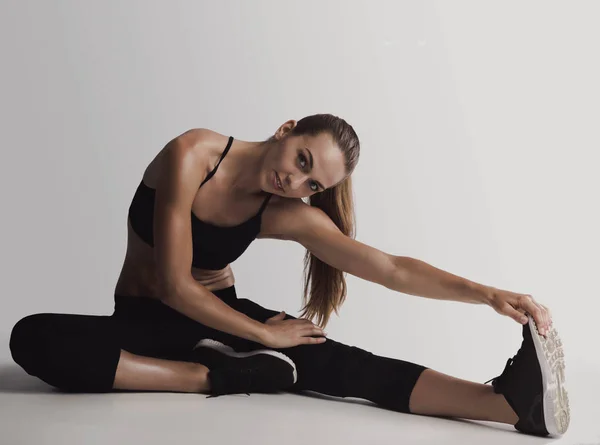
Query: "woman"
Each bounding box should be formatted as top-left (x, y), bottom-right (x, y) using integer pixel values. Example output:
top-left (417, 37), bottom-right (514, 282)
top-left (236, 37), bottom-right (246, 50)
top-left (9, 114), bottom-right (569, 437)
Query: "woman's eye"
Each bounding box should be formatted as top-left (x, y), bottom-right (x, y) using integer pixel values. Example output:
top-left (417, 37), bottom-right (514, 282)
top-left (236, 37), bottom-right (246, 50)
top-left (299, 154), bottom-right (317, 191)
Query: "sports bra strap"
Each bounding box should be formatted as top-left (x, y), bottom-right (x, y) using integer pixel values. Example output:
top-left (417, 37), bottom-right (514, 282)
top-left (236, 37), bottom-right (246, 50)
top-left (257, 193), bottom-right (273, 215)
top-left (200, 136), bottom-right (234, 187)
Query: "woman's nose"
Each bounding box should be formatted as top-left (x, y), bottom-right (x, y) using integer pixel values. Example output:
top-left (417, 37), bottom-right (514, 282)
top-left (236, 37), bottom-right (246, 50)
top-left (287, 173), bottom-right (309, 190)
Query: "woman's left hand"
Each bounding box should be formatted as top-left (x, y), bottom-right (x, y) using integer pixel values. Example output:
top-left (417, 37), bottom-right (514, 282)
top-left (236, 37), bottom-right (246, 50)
top-left (487, 287), bottom-right (553, 336)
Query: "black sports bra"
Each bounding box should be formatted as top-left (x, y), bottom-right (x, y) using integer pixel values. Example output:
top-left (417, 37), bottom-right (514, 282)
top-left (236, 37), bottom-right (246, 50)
top-left (127, 136), bottom-right (272, 270)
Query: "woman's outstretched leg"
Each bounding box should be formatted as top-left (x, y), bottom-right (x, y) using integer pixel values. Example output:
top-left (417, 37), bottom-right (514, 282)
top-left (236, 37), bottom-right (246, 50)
top-left (229, 297), bottom-right (568, 436)
top-left (410, 317), bottom-right (569, 436)
top-left (409, 369), bottom-right (517, 424)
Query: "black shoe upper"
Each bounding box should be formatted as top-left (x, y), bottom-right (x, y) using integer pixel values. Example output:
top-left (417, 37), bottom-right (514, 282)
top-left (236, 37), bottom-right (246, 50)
top-left (191, 345), bottom-right (296, 397)
top-left (486, 322), bottom-right (549, 436)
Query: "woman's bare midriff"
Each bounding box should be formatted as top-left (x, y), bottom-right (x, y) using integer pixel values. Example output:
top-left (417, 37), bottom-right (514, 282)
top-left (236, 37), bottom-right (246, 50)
top-left (113, 219), bottom-right (235, 300)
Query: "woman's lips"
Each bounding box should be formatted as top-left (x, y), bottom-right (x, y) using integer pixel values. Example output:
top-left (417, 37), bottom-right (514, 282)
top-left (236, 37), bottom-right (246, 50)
top-left (273, 171), bottom-right (284, 192)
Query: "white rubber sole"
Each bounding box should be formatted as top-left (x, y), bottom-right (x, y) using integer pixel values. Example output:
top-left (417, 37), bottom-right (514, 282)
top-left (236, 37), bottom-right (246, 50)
top-left (193, 339), bottom-right (298, 384)
top-left (527, 315), bottom-right (570, 436)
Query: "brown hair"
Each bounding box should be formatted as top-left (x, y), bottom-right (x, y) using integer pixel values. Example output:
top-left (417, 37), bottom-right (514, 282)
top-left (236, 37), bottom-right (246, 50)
top-left (285, 114), bottom-right (360, 328)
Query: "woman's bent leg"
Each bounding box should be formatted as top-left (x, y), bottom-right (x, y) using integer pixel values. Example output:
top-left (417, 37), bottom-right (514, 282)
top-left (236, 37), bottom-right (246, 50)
top-left (9, 310), bottom-right (212, 393)
top-left (10, 313), bottom-right (122, 392)
top-left (114, 350), bottom-right (210, 393)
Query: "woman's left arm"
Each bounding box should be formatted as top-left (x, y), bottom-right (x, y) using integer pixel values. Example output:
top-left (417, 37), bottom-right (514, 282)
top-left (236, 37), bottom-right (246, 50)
top-left (263, 200), bottom-right (552, 334)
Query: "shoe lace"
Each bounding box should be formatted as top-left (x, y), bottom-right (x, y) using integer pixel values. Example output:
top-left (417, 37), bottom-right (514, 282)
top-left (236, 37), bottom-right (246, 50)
top-left (484, 338), bottom-right (526, 388)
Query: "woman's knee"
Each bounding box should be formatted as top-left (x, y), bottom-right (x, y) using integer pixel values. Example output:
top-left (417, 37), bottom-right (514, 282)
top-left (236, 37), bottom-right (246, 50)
top-left (9, 313), bottom-right (52, 370)
top-left (282, 339), bottom-right (361, 387)
top-left (284, 338), bottom-right (427, 413)
top-left (9, 312), bottom-right (119, 392)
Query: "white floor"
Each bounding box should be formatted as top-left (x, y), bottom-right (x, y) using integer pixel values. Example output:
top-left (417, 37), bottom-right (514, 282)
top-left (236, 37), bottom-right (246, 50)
top-left (1, 353), bottom-right (598, 445)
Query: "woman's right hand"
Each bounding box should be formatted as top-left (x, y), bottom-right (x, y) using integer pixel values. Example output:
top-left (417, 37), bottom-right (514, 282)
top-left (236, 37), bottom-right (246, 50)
top-left (261, 311), bottom-right (327, 348)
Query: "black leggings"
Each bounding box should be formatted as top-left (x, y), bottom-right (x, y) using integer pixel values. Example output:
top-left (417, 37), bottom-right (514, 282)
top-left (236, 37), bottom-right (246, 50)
top-left (9, 286), bottom-right (427, 413)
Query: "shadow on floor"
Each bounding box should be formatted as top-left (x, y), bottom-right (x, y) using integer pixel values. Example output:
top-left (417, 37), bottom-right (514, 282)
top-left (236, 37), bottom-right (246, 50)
top-left (0, 364), bottom-right (56, 393)
top-left (292, 390), bottom-right (526, 437)
top-left (0, 365), bottom-right (552, 443)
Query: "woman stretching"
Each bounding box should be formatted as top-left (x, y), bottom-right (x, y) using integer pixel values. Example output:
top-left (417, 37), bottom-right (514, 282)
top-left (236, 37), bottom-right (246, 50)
top-left (9, 114), bottom-right (569, 437)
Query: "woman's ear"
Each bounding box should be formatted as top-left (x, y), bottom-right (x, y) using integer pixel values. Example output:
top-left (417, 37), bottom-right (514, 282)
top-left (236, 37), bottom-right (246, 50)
top-left (274, 119), bottom-right (297, 140)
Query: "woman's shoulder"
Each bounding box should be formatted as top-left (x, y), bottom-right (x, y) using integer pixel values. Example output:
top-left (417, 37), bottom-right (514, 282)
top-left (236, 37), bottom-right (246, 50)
top-left (169, 128), bottom-right (230, 157)
top-left (140, 128), bottom-right (229, 187)
top-left (259, 197), bottom-right (331, 241)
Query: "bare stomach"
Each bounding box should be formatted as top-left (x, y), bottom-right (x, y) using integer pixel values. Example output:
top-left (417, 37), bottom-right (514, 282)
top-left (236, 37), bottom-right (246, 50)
top-left (113, 219), bottom-right (235, 299)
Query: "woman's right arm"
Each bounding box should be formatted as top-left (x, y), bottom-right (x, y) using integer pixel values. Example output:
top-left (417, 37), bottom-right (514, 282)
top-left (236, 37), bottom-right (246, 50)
top-left (152, 129), bottom-right (326, 348)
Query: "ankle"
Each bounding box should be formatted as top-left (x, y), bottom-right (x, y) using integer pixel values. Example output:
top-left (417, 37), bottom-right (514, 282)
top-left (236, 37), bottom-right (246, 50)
top-left (190, 363), bottom-right (211, 393)
top-left (496, 393), bottom-right (519, 425)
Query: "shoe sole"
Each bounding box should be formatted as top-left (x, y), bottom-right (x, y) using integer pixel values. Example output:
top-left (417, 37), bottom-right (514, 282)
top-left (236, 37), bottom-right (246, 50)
top-left (193, 339), bottom-right (298, 384)
top-left (527, 315), bottom-right (570, 436)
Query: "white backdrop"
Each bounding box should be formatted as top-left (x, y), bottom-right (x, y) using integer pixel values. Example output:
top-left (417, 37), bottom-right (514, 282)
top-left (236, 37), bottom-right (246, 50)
top-left (1, 0), bottom-right (598, 394)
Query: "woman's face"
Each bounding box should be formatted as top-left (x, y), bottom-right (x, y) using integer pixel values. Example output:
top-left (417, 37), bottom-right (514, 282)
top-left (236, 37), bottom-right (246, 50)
top-left (263, 121), bottom-right (348, 199)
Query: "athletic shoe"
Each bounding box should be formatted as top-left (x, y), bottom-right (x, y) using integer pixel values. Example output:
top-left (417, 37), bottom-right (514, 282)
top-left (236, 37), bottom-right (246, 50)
top-left (486, 314), bottom-right (570, 436)
top-left (191, 339), bottom-right (297, 397)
